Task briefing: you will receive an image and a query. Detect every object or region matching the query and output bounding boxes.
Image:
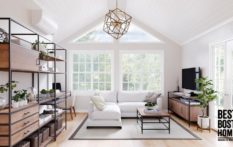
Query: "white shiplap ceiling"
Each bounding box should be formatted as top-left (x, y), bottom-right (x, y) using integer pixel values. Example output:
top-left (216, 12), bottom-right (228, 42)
top-left (34, 0), bottom-right (233, 45)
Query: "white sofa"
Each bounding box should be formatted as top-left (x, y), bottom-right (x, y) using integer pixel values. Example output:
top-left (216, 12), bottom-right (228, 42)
top-left (87, 91), bottom-right (162, 128)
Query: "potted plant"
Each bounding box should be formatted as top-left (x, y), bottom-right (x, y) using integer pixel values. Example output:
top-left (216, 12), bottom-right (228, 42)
top-left (40, 89), bottom-right (49, 98)
top-left (195, 77), bottom-right (217, 129)
top-left (0, 84), bottom-right (7, 109)
top-left (145, 102), bottom-right (156, 110)
top-left (49, 89), bottom-right (55, 97)
top-left (0, 81), bottom-right (18, 109)
top-left (39, 51), bottom-right (48, 60)
top-left (32, 40), bottom-right (47, 50)
top-left (12, 90), bottom-right (28, 108)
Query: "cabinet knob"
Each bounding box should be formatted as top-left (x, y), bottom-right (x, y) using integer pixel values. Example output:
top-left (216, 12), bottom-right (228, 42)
top-left (23, 121), bottom-right (30, 125)
top-left (24, 130), bottom-right (30, 135)
top-left (24, 112), bottom-right (30, 115)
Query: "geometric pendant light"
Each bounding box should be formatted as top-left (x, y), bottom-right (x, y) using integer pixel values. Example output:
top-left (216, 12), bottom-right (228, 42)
top-left (103, 0), bottom-right (132, 39)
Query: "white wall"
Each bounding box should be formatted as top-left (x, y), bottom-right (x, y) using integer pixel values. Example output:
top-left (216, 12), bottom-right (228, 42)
top-left (0, 0), bottom-right (39, 31)
top-left (182, 20), bottom-right (233, 76)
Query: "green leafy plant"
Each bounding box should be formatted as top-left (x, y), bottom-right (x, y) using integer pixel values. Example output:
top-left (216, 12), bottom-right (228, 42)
top-left (6, 81), bottom-right (17, 90)
top-left (0, 81), bottom-right (17, 93)
top-left (145, 102), bottom-right (156, 107)
top-left (195, 77), bottom-right (218, 117)
top-left (0, 86), bottom-right (7, 93)
top-left (49, 89), bottom-right (55, 94)
top-left (41, 89), bottom-right (55, 95)
top-left (32, 40), bottom-right (47, 50)
top-left (13, 90), bottom-right (27, 102)
top-left (40, 89), bottom-right (49, 94)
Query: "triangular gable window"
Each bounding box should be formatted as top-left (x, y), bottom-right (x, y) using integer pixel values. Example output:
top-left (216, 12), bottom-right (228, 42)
top-left (120, 23), bottom-right (161, 43)
top-left (73, 24), bottom-right (113, 43)
top-left (73, 23), bottom-right (161, 43)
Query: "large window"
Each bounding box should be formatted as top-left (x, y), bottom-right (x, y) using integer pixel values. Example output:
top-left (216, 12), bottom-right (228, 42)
top-left (72, 52), bottom-right (113, 91)
top-left (120, 51), bottom-right (163, 92)
top-left (212, 43), bottom-right (225, 108)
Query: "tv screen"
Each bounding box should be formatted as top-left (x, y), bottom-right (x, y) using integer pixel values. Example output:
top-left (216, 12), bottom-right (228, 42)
top-left (182, 67), bottom-right (200, 90)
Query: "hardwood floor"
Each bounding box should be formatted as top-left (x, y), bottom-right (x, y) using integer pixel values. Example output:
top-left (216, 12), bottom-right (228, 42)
top-left (48, 113), bottom-right (233, 147)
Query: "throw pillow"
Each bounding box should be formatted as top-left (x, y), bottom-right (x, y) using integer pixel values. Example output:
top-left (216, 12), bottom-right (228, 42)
top-left (144, 93), bottom-right (161, 104)
top-left (91, 96), bottom-right (106, 111)
top-left (145, 92), bottom-right (155, 99)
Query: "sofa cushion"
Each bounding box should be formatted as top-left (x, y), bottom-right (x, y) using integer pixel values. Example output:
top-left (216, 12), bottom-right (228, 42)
top-left (118, 102), bottom-right (146, 113)
top-left (99, 91), bottom-right (117, 102)
top-left (117, 92), bottom-right (148, 102)
top-left (91, 103), bottom-right (121, 120)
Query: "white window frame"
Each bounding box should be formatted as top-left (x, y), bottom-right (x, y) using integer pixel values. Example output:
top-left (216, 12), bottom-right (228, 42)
top-left (119, 50), bottom-right (164, 93)
top-left (71, 50), bottom-right (114, 92)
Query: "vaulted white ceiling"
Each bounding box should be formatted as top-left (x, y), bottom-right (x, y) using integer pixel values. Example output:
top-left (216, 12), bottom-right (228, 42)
top-left (34, 0), bottom-right (233, 45)
top-left (34, 0), bottom-right (109, 42)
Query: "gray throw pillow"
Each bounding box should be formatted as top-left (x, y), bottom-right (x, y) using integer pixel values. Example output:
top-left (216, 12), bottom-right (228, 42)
top-left (144, 93), bottom-right (161, 104)
top-left (145, 92), bottom-right (155, 99)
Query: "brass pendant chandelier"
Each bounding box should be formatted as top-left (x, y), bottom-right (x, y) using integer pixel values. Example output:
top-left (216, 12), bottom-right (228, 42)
top-left (103, 0), bottom-right (132, 39)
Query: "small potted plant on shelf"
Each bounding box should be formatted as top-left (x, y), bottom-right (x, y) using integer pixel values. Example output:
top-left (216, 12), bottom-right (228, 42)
top-left (12, 90), bottom-right (28, 108)
top-left (40, 89), bottom-right (49, 98)
top-left (195, 77), bottom-right (217, 129)
top-left (49, 89), bottom-right (55, 97)
top-left (145, 102), bottom-right (156, 110)
top-left (39, 51), bottom-right (48, 60)
top-left (0, 81), bottom-right (18, 109)
top-left (0, 84), bottom-right (8, 110)
top-left (32, 40), bottom-right (47, 50)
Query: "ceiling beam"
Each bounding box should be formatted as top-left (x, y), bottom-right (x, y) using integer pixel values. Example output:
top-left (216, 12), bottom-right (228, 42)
top-left (108, 0), bottom-right (127, 11)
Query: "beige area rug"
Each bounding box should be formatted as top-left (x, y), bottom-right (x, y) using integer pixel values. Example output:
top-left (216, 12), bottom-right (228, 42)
top-left (70, 117), bottom-right (200, 140)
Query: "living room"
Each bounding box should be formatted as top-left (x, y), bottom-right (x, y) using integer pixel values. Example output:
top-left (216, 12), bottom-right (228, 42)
top-left (0, 0), bottom-right (233, 147)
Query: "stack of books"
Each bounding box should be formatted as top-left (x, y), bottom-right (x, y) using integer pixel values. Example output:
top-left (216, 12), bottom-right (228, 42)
top-left (144, 108), bottom-right (160, 113)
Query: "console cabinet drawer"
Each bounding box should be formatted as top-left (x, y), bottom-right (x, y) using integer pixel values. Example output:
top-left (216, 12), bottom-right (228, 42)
top-left (169, 98), bottom-right (204, 122)
top-left (0, 121), bottom-right (39, 146)
top-left (0, 105), bottom-right (39, 124)
top-left (0, 113), bottom-right (39, 135)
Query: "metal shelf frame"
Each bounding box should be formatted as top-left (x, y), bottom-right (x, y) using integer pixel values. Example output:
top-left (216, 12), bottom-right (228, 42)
top-left (0, 17), bottom-right (68, 147)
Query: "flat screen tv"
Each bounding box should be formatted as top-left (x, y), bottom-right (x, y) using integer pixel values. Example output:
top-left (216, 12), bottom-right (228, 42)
top-left (182, 67), bottom-right (201, 90)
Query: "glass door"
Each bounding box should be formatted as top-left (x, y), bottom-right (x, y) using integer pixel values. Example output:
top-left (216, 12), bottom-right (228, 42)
top-left (211, 40), bottom-right (233, 129)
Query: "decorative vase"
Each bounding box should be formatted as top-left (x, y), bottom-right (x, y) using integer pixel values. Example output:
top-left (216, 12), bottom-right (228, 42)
top-left (40, 94), bottom-right (49, 98)
top-left (50, 92), bottom-right (55, 97)
top-left (12, 100), bottom-right (19, 108)
top-left (197, 115), bottom-right (210, 129)
top-left (0, 97), bottom-right (7, 110)
top-left (27, 87), bottom-right (36, 102)
top-left (22, 99), bottom-right (28, 106)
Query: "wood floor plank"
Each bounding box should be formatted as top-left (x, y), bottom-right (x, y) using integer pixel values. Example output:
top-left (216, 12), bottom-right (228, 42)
top-left (48, 113), bottom-right (233, 147)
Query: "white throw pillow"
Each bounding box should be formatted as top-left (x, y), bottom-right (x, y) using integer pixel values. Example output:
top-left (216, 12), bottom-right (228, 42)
top-left (91, 96), bottom-right (106, 111)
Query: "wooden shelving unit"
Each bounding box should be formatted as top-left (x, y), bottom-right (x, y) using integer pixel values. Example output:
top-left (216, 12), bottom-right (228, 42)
top-left (40, 137), bottom-right (53, 147)
top-left (168, 91), bottom-right (206, 127)
top-left (0, 18), bottom-right (68, 147)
